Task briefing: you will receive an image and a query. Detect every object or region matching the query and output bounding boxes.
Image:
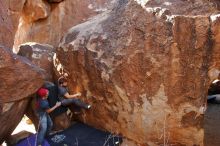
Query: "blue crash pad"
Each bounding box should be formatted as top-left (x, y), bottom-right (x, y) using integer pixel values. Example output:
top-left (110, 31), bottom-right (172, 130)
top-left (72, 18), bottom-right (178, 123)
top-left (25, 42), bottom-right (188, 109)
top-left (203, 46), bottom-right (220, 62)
top-left (16, 123), bottom-right (122, 146)
top-left (47, 122), bottom-right (122, 146)
top-left (16, 134), bottom-right (50, 146)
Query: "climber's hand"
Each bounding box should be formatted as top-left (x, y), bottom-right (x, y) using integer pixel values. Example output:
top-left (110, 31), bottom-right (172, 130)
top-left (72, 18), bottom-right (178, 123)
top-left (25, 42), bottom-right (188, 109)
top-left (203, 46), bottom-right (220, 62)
top-left (75, 92), bottom-right (82, 97)
top-left (55, 102), bottom-right (61, 107)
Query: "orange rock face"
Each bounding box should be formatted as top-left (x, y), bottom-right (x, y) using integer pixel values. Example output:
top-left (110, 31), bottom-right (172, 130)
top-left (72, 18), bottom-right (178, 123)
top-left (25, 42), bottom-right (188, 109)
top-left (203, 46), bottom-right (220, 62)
top-left (0, 0), bottom-right (25, 48)
top-left (13, 0), bottom-right (115, 51)
top-left (22, 0), bottom-right (51, 22)
top-left (56, 0), bottom-right (220, 145)
top-left (0, 2), bottom-right (15, 48)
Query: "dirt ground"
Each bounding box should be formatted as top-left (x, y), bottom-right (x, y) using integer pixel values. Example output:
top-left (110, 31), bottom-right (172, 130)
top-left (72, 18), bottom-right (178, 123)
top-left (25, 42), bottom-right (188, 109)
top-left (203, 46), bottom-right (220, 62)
top-left (204, 103), bottom-right (220, 146)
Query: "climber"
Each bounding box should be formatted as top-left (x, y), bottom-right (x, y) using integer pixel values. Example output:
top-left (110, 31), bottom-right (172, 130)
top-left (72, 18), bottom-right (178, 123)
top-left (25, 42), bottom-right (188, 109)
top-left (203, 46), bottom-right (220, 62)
top-left (36, 88), bottom-right (61, 146)
top-left (58, 77), bottom-right (91, 109)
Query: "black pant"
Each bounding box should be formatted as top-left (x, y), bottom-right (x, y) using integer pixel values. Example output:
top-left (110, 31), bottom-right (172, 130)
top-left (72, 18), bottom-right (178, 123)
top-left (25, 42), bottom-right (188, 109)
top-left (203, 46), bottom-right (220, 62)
top-left (61, 98), bottom-right (89, 109)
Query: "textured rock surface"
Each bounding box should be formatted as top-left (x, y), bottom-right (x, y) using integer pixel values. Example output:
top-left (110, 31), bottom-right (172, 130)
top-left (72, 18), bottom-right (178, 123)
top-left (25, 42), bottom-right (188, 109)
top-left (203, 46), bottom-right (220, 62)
top-left (0, 45), bottom-right (44, 143)
top-left (135, 0), bottom-right (220, 15)
top-left (0, 1), bottom-right (13, 48)
top-left (13, 0), bottom-right (116, 51)
top-left (0, 1), bottom-right (45, 143)
top-left (18, 43), bottom-right (55, 81)
top-left (22, 0), bottom-right (50, 22)
top-left (121, 139), bottom-right (139, 146)
top-left (0, 46), bottom-right (44, 103)
top-left (0, 0), bottom-right (26, 48)
top-left (56, 0), bottom-right (220, 145)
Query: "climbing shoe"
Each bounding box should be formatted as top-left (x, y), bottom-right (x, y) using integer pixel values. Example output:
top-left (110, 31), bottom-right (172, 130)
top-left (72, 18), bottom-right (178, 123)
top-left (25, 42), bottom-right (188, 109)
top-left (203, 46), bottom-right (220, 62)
top-left (87, 104), bottom-right (91, 109)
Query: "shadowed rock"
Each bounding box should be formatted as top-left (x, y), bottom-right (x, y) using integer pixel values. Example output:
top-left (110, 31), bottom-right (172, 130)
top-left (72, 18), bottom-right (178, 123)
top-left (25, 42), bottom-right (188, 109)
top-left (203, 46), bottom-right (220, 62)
top-left (0, 99), bottom-right (30, 144)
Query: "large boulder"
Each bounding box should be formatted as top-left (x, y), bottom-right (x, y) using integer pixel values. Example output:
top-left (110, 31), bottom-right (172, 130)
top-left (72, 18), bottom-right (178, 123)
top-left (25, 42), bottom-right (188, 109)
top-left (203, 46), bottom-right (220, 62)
top-left (56, 0), bottom-right (220, 145)
top-left (0, 46), bottom-right (44, 103)
top-left (13, 0), bottom-right (116, 51)
top-left (0, 45), bottom-right (44, 143)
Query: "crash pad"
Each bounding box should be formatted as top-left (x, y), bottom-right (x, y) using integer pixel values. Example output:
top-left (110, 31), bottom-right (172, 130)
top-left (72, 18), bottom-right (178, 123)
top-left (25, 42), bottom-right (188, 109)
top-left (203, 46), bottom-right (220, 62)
top-left (16, 134), bottom-right (50, 146)
top-left (47, 122), bottom-right (122, 146)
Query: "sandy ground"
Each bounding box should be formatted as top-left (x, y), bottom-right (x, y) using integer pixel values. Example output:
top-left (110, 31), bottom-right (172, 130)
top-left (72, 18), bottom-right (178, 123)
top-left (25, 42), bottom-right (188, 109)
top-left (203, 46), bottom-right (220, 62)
top-left (204, 103), bottom-right (220, 146)
top-left (12, 115), bottom-right (36, 135)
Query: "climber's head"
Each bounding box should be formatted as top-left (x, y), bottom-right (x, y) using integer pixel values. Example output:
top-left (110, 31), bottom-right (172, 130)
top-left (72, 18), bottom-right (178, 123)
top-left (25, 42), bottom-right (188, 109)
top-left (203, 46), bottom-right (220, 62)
top-left (58, 77), bottom-right (68, 87)
top-left (37, 88), bottom-right (49, 99)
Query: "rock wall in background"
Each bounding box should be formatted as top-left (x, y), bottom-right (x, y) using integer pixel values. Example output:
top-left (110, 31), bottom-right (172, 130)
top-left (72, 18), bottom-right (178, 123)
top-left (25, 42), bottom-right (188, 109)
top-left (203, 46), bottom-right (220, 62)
top-left (13, 0), bottom-right (116, 51)
top-left (0, 0), bottom-right (25, 48)
top-left (56, 0), bottom-right (220, 145)
top-left (0, 1), bottom-right (13, 48)
top-left (18, 43), bottom-right (55, 81)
